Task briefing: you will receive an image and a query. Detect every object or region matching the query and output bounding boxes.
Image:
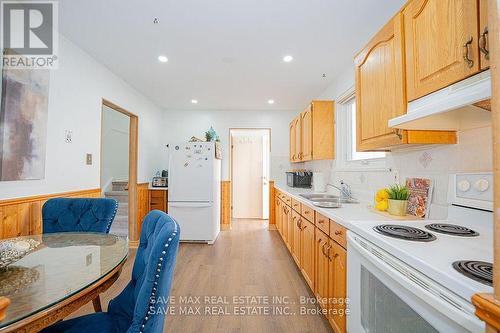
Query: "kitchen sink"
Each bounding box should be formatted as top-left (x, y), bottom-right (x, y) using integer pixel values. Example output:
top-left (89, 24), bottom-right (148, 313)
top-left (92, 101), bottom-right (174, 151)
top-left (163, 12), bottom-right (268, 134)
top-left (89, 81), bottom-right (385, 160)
top-left (299, 193), bottom-right (359, 204)
top-left (299, 193), bottom-right (338, 200)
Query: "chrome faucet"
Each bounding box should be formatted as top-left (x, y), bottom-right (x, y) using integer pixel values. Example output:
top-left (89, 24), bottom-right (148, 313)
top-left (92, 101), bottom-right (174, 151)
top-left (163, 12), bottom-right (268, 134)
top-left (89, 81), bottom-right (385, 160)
top-left (330, 180), bottom-right (355, 201)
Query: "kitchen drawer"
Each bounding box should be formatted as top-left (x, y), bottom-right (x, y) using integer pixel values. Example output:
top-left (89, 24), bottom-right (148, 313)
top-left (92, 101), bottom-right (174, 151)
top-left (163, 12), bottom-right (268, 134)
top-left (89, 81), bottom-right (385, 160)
top-left (151, 203), bottom-right (165, 211)
top-left (315, 212), bottom-right (330, 235)
top-left (291, 199), bottom-right (301, 212)
top-left (301, 204), bottom-right (314, 222)
top-left (150, 190), bottom-right (166, 198)
top-left (329, 220), bottom-right (347, 249)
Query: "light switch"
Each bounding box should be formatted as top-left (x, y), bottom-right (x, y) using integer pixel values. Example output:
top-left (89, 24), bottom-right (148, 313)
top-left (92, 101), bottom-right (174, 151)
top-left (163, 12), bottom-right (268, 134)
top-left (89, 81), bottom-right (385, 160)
top-left (64, 130), bottom-right (72, 143)
top-left (86, 153), bottom-right (93, 165)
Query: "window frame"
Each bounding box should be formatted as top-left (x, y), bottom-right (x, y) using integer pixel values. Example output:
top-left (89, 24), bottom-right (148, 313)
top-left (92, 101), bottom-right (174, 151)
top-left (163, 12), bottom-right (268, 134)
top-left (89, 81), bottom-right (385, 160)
top-left (335, 86), bottom-right (388, 171)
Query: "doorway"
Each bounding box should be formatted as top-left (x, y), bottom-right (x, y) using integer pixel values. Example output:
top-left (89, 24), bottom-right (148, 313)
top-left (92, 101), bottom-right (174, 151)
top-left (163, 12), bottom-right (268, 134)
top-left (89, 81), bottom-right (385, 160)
top-left (100, 99), bottom-right (139, 243)
top-left (230, 128), bottom-right (271, 220)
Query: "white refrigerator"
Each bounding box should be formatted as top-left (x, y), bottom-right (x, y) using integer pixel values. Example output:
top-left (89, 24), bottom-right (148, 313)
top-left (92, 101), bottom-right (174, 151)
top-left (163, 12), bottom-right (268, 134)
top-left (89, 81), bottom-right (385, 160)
top-left (168, 142), bottom-right (221, 244)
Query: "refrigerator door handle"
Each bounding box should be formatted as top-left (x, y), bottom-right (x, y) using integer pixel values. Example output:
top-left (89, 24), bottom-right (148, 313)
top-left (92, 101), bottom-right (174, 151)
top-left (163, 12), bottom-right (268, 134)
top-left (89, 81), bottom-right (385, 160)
top-left (168, 202), bottom-right (213, 208)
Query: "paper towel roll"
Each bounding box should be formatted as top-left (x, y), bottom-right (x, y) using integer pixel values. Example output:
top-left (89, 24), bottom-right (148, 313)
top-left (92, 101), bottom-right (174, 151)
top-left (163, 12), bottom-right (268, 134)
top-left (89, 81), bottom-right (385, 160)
top-left (313, 172), bottom-right (326, 193)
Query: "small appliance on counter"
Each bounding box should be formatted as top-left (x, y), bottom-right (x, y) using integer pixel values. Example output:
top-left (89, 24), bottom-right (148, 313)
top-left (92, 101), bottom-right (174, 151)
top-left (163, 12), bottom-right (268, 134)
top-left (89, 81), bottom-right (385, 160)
top-left (152, 170), bottom-right (168, 187)
top-left (286, 170), bottom-right (312, 188)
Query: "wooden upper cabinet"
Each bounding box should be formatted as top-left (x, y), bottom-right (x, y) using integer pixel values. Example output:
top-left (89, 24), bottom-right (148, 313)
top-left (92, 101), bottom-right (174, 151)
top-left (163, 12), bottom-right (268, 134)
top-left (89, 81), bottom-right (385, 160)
top-left (355, 12), bottom-right (457, 151)
top-left (355, 13), bottom-right (406, 151)
top-left (289, 120), bottom-right (296, 162)
top-left (311, 101), bottom-right (334, 160)
top-left (479, 0), bottom-right (489, 70)
top-left (403, 0), bottom-right (480, 101)
top-left (301, 107), bottom-right (313, 161)
top-left (290, 100), bottom-right (334, 163)
top-left (295, 116), bottom-right (302, 161)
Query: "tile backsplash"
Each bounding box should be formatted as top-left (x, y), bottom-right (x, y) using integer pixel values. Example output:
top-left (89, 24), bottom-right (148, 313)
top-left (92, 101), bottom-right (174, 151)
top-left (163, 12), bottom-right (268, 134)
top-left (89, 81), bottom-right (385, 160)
top-left (305, 126), bottom-right (493, 218)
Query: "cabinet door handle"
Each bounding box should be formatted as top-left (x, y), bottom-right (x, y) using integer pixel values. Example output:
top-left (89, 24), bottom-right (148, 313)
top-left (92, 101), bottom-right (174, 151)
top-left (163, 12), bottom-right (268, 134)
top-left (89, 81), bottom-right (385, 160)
top-left (479, 26), bottom-right (489, 60)
top-left (393, 129), bottom-right (403, 140)
top-left (334, 230), bottom-right (343, 236)
top-left (326, 245), bottom-right (333, 261)
top-left (318, 219), bottom-right (325, 224)
top-left (463, 36), bottom-right (474, 68)
top-left (321, 242), bottom-right (328, 257)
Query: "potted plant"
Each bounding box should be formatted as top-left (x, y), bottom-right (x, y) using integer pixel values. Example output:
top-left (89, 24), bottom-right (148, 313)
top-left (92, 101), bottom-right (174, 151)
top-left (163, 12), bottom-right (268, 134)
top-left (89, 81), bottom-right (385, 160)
top-left (386, 184), bottom-right (410, 216)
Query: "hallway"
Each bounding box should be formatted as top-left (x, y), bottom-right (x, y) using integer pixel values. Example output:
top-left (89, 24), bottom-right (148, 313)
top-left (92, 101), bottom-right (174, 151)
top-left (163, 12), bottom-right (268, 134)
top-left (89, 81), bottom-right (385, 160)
top-left (71, 220), bottom-right (332, 332)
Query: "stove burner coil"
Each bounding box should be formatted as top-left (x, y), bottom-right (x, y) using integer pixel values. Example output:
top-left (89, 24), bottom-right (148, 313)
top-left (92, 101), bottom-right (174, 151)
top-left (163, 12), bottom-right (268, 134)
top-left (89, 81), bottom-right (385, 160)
top-left (452, 260), bottom-right (492, 286)
top-left (373, 225), bottom-right (436, 242)
top-left (425, 223), bottom-right (479, 237)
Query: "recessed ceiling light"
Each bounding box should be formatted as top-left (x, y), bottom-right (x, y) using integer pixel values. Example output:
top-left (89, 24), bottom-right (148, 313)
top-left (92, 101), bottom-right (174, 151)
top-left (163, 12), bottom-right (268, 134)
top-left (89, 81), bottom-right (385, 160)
top-left (191, 99), bottom-right (198, 104)
top-left (268, 99), bottom-right (275, 104)
top-left (158, 55), bottom-right (168, 63)
top-left (283, 55), bottom-right (293, 63)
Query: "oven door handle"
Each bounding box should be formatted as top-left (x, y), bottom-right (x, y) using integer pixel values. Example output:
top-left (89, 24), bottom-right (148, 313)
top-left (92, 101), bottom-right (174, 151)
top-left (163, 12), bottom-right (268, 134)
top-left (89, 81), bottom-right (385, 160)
top-left (347, 233), bottom-right (483, 333)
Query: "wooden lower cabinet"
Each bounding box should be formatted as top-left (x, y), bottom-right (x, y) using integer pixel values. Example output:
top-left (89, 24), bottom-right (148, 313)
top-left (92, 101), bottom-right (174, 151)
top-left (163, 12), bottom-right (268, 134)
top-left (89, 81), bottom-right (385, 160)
top-left (149, 189), bottom-right (168, 213)
top-left (282, 204), bottom-right (291, 250)
top-left (276, 198), bottom-right (282, 235)
top-left (292, 211), bottom-right (301, 265)
top-left (328, 240), bottom-right (347, 333)
top-left (300, 219), bottom-right (315, 290)
top-left (273, 196), bottom-right (347, 333)
top-left (315, 229), bottom-right (330, 309)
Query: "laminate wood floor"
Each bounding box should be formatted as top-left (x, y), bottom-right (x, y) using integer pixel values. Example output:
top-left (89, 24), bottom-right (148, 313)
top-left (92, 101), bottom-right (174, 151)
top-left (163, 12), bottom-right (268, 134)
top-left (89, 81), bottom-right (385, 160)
top-left (71, 219), bottom-right (332, 333)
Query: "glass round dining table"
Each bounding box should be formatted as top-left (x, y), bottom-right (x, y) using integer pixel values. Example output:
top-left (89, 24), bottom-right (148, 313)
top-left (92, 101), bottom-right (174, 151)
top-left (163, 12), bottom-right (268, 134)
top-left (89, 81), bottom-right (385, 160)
top-left (0, 233), bottom-right (128, 332)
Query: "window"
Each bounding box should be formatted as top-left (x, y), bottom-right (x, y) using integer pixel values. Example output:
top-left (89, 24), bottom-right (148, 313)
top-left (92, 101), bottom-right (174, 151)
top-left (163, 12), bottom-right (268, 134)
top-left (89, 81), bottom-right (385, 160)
top-left (336, 87), bottom-right (387, 169)
top-left (348, 99), bottom-right (385, 161)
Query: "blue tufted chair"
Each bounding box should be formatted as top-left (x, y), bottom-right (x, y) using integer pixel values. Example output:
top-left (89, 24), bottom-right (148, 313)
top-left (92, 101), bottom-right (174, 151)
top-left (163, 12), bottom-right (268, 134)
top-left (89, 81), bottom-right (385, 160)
top-left (41, 210), bottom-right (181, 333)
top-left (42, 198), bottom-right (119, 234)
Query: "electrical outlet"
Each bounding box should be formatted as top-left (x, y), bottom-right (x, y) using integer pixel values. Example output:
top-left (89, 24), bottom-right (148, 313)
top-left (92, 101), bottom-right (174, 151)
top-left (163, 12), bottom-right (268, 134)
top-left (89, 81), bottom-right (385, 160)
top-left (393, 170), bottom-right (400, 183)
top-left (86, 153), bottom-right (92, 165)
top-left (86, 253), bottom-right (92, 266)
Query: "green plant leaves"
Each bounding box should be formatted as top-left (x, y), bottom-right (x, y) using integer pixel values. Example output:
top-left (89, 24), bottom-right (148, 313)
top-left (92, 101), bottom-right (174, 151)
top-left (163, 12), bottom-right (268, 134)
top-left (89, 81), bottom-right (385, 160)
top-left (387, 184), bottom-right (410, 200)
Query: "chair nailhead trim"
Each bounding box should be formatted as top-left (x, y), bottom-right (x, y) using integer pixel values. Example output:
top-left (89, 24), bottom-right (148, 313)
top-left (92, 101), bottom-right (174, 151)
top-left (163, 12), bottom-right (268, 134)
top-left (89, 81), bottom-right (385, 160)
top-left (139, 221), bottom-right (179, 331)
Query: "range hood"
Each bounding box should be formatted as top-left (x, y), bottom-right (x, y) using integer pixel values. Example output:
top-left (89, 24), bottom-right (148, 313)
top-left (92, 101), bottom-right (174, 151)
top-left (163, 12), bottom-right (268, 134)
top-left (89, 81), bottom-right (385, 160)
top-left (389, 70), bottom-right (492, 131)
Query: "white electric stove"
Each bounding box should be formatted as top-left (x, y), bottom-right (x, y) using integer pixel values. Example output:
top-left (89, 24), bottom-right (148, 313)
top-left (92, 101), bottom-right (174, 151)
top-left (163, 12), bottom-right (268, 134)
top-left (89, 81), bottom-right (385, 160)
top-left (347, 173), bottom-right (493, 333)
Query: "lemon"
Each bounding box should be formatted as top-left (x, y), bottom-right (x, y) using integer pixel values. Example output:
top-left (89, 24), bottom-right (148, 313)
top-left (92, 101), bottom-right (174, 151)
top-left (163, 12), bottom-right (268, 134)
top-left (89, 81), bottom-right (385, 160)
top-left (375, 189), bottom-right (389, 202)
top-left (375, 200), bottom-right (388, 211)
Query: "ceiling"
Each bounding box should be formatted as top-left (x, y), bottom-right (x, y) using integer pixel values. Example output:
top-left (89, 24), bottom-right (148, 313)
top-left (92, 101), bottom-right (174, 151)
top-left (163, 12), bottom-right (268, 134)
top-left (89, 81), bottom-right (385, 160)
top-left (59, 0), bottom-right (406, 111)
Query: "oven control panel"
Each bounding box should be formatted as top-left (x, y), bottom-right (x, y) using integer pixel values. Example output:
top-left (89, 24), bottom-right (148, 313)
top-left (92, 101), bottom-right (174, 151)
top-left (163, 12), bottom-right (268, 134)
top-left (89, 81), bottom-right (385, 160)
top-left (451, 173), bottom-right (493, 211)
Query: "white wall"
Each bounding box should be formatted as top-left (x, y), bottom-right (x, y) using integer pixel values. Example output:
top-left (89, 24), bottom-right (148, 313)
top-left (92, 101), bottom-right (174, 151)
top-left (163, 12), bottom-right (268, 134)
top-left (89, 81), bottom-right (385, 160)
top-left (304, 65), bottom-right (493, 218)
top-left (161, 109), bottom-right (296, 184)
top-left (100, 105), bottom-right (130, 192)
top-left (0, 35), bottom-right (165, 200)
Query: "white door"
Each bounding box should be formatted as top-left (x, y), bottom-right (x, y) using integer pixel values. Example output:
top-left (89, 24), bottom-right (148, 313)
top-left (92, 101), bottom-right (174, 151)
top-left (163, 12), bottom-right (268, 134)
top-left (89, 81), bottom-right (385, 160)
top-left (169, 142), bottom-right (214, 202)
top-left (231, 129), bottom-right (270, 219)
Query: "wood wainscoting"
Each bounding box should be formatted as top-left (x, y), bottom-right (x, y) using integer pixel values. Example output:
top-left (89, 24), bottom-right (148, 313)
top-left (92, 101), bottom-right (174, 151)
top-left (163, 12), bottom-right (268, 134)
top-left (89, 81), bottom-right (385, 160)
top-left (0, 189), bottom-right (101, 239)
top-left (269, 181), bottom-right (276, 229)
top-left (221, 180), bottom-right (231, 230)
top-left (135, 183), bottom-right (150, 244)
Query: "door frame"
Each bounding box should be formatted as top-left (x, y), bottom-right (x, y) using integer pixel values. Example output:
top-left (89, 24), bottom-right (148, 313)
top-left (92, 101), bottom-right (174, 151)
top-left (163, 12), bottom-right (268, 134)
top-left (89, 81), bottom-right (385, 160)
top-left (229, 128), bottom-right (271, 220)
top-left (100, 99), bottom-right (139, 246)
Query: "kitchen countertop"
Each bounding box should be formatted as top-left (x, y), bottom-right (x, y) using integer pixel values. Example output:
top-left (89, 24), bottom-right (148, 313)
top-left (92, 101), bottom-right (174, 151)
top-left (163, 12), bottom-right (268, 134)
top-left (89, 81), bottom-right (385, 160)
top-left (148, 184), bottom-right (168, 190)
top-left (274, 184), bottom-right (397, 230)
